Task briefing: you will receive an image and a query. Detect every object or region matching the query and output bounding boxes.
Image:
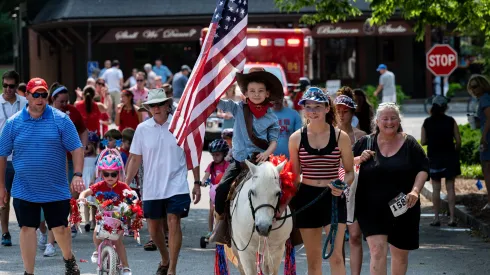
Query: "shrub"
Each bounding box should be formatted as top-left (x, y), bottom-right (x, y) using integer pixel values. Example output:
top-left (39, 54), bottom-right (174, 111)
top-left (461, 164), bottom-right (483, 179)
top-left (447, 83), bottom-right (463, 98)
top-left (459, 123), bottom-right (481, 165)
top-left (362, 85), bottom-right (409, 109)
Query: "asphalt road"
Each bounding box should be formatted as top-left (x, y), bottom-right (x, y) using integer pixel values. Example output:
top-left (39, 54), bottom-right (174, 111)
top-left (1, 113), bottom-right (489, 275)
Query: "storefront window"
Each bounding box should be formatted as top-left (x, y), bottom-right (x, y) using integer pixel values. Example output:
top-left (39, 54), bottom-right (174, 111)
top-left (324, 38), bottom-right (357, 80)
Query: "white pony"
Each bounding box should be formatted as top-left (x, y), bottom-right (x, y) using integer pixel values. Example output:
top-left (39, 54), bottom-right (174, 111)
top-left (230, 160), bottom-right (293, 275)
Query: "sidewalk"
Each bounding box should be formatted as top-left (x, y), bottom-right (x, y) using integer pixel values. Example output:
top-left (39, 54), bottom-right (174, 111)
top-left (1, 194), bottom-right (489, 274)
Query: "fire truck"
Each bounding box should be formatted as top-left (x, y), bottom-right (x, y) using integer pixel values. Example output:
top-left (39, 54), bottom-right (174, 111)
top-left (200, 27), bottom-right (313, 89)
top-left (201, 27), bottom-right (313, 143)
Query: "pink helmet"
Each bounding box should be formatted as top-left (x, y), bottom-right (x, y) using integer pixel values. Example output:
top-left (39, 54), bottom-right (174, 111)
top-left (96, 149), bottom-right (126, 179)
top-left (97, 154), bottom-right (123, 171)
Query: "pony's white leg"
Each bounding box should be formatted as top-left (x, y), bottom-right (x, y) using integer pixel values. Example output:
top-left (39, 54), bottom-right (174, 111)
top-left (266, 244), bottom-right (287, 275)
top-left (237, 250), bottom-right (257, 275)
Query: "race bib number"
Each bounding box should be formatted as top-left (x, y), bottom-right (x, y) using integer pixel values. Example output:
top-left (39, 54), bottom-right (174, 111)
top-left (389, 193), bottom-right (408, 217)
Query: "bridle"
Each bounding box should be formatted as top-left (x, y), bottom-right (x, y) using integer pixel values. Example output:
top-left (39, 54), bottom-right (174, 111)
top-left (232, 175), bottom-right (289, 252)
top-left (247, 189), bottom-right (281, 222)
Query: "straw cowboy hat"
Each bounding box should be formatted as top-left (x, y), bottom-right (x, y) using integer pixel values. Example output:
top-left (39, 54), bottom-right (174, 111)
top-left (236, 67), bottom-right (284, 102)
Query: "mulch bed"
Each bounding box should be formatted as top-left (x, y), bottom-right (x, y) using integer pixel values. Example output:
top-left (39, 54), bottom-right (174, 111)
top-left (431, 177), bottom-right (490, 225)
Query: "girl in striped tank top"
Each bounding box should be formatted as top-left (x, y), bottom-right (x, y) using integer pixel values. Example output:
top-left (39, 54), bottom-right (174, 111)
top-left (289, 87), bottom-right (354, 275)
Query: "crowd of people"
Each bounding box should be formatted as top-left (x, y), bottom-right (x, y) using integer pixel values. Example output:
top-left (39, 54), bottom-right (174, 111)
top-left (0, 62), bottom-right (488, 275)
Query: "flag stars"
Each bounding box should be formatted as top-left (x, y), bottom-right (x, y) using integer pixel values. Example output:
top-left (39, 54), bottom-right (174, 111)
top-left (219, 1), bottom-right (224, 5)
top-left (240, 9), bottom-right (245, 16)
top-left (214, 33), bottom-right (219, 38)
top-left (226, 16), bottom-right (231, 21)
top-left (244, 0), bottom-right (247, 5)
top-left (233, 17), bottom-right (237, 22)
top-left (224, 25), bottom-right (229, 30)
top-left (228, 6), bottom-right (234, 12)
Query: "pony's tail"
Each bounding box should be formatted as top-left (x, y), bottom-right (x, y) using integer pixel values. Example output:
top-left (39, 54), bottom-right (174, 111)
top-left (284, 238), bottom-right (296, 275)
top-left (214, 244), bottom-right (229, 275)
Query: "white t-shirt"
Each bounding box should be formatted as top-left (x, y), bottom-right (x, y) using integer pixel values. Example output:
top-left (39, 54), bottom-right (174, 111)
top-left (0, 94), bottom-right (28, 161)
top-left (102, 67), bottom-right (123, 93)
top-left (130, 115), bottom-right (189, 200)
top-left (379, 71), bottom-right (396, 97)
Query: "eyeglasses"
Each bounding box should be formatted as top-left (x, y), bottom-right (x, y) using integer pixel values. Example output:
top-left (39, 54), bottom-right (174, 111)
top-left (96, 82), bottom-right (105, 86)
top-left (102, 171), bottom-right (119, 178)
top-left (31, 92), bottom-right (48, 99)
top-left (136, 79), bottom-right (144, 82)
top-left (148, 101), bottom-right (167, 108)
top-left (2, 84), bottom-right (16, 89)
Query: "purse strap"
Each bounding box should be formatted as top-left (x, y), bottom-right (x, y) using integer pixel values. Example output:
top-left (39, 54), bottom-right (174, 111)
top-left (242, 103), bottom-right (269, 151)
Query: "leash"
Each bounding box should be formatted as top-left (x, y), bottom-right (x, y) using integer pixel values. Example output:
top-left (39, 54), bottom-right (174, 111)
top-left (322, 179), bottom-right (348, 260)
top-left (275, 183), bottom-right (332, 221)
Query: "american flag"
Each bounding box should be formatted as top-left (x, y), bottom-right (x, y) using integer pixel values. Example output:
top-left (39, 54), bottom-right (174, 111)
top-left (169, 0), bottom-right (248, 169)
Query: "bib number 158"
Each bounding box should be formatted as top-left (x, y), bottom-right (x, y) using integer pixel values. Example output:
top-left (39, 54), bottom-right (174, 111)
top-left (389, 193), bottom-right (408, 217)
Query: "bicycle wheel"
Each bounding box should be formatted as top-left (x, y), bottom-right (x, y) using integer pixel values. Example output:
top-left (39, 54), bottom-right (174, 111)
top-left (100, 245), bottom-right (118, 275)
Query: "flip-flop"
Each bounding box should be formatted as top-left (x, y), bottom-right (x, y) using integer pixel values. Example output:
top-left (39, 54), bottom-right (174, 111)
top-left (430, 221), bottom-right (441, 226)
top-left (144, 240), bottom-right (157, 251)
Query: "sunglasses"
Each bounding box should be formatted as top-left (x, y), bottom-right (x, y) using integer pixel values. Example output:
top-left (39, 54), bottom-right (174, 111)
top-left (102, 171), bottom-right (119, 178)
top-left (31, 92), bottom-right (48, 99)
top-left (148, 101), bottom-right (167, 108)
top-left (136, 79), bottom-right (144, 82)
top-left (2, 84), bottom-right (16, 89)
top-left (470, 84), bottom-right (479, 90)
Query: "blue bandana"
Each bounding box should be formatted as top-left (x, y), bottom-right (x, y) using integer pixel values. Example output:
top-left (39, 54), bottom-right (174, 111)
top-left (298, 87), bottom-right (330, 105)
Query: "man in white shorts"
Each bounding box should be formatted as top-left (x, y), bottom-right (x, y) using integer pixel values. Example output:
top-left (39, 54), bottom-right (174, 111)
top-left (125, 88), bottom-right (201, 275)
top-left (374, 64), bottom-right (397, 103)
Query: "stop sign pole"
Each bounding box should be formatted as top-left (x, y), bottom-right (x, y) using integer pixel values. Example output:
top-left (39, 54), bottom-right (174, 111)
top-left (426, 44), bottom-right (458, 96)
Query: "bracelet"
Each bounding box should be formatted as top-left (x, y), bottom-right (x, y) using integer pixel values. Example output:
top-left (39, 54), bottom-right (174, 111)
top-left (194, 181), bottom-right (202, 186)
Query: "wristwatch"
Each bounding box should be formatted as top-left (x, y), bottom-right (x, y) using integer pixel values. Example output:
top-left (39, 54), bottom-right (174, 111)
top-left (73, 172), bottom-right (83, 177)
top-left (194, 181), bottom-right (202, 186)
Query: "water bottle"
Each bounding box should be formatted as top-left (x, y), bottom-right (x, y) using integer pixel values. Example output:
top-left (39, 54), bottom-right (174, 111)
top-left (476, 179), bottom-right (483, 190)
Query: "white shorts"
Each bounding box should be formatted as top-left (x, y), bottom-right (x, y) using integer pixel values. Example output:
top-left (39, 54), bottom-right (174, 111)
top-left (382, 93), bottom-right (397, 103)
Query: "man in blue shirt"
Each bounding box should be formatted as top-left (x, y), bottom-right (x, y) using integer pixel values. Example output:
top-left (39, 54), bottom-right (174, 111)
top-left (153, 58), bottom-right (173, 84)
top-left (271, 99), bottom-right (302, 158)
top-left (0, 78), bottom-right (85, 275)
top-left (171, 65), bottom-right (191, 102)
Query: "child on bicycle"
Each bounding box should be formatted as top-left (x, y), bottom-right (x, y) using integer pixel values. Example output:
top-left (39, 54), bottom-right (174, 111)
top-left (202, 139), bottom-right (230, 237)
top-left (78, 150), bottom-right (133, 275)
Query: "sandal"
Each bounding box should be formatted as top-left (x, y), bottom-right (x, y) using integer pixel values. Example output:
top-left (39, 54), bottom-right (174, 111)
top-left (448, 221), bottom-right (458, 227)
top-left (156, 262), bottom-right (169, 275)
top-left (144, 240), bottom-right (157, 251)
top-left (430, 221), bottom-right (441, 227)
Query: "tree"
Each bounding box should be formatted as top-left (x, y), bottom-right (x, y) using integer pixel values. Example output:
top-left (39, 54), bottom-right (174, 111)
top-left (274, 0), bottom-right (490, 41)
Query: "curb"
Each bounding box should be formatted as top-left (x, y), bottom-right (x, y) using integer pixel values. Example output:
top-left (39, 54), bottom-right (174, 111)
top-left (422, 181), bottom-right (490, 238)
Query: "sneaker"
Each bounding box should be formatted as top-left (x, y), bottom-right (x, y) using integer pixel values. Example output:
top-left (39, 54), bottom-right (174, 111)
top-left (43, 243), bottom-right (57, 257)
top-left (84, 224), bottom-right (90, 233)
top-left (37, 231), bottom-right (47, 250)
top-left (71, 226), bottom-right (77, 239)
top-left (122, 267), bottom-right (132, 275)
top-left (64, 254), bottom-right (80, 275)
top-left (1, 232), bottom-right (12, 247)
top-left (91, 251), bottom-right (98, 264)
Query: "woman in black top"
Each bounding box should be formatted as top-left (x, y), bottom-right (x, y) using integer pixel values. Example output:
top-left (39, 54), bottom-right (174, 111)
top-left (353, 102), bottom-right (429, 275)
top-left (421, 95), bottom-right (461, 226)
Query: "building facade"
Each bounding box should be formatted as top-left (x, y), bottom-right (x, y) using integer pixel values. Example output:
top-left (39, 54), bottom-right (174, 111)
top-left (4, 0), bottom-right (448, 99)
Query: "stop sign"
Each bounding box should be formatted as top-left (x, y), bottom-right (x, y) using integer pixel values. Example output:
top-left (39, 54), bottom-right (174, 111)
top-left (426, 44), bottom-right (458, 76)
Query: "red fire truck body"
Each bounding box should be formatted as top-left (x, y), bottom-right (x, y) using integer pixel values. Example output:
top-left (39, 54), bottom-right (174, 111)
top-left (200, 27), bottom-right (312, 86)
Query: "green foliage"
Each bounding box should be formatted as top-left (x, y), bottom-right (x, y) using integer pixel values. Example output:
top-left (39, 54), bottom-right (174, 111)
top-left (362, 85), bottom-right (409, 109)
top-left (459, 123), bottom-right (481, 165)
top-left (461, 164), bottom-right (483, 179)
top-left (274, 0), bottom-right (490, 41)
top-left (0, 13), bottom-right (13, 64)
top-left (447, 83), bottom-right (463, 98)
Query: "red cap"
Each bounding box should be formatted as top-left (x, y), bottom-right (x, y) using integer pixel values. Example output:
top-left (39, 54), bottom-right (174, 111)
top-left (26, 78), bottom-right (48, 93)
